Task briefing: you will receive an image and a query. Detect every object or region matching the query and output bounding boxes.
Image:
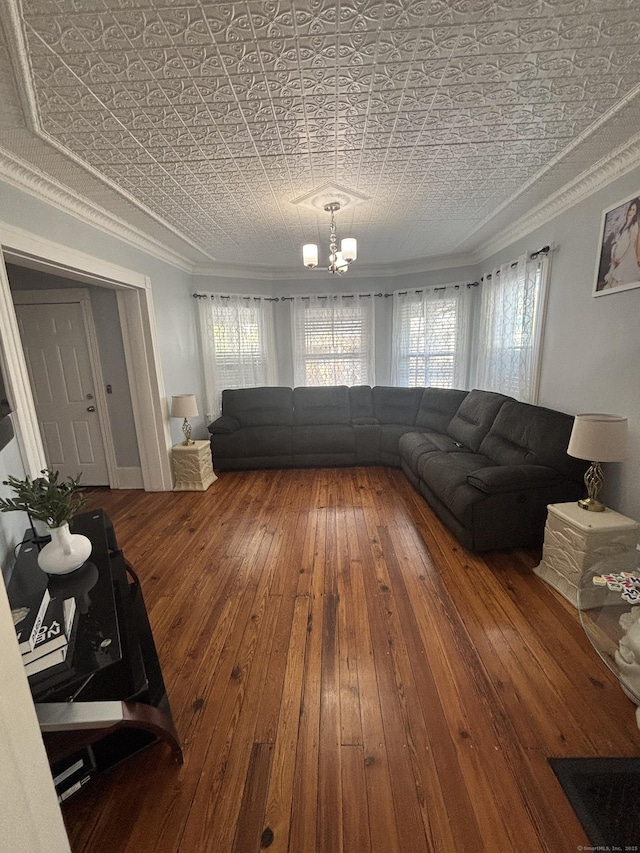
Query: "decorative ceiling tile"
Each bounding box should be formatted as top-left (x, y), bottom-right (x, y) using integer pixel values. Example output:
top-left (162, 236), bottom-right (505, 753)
top-left (1, 0), bottom-right (639, 269)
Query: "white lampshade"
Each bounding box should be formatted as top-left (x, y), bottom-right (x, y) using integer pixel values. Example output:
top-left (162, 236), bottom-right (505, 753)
top-left (567, 413), bottom-right (628, 462)
top-left (303, 243), bottom-right (318, 268)
top-left (341, 237), bottom-right (357, 263)
top-left (170, 394), bottom-right (198, 419)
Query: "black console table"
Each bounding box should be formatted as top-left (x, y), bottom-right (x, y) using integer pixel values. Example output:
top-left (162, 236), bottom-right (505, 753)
top-left (8, 509), bottom-right (182, 802)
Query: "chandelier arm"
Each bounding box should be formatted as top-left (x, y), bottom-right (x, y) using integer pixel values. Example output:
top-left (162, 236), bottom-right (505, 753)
top-left (302, 200), bottom-right (353, 274)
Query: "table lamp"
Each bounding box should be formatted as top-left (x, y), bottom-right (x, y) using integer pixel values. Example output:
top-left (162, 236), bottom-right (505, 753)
top-left (170, 394), bottom-right (198, 446)
top-left (567, 413), bottom-right (628, 511)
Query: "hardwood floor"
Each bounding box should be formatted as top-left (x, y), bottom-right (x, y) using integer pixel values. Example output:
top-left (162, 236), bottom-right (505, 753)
top-left (61, 467), bottom-right (640, 852)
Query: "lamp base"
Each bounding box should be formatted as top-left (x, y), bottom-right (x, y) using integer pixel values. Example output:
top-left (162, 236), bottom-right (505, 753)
top-left (577, 497), bottom-right (606, 512)
top-left (181, 439), bottom-right (195, 446)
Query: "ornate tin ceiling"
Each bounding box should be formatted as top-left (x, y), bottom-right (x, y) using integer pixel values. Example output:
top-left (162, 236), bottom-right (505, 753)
top-left (1, 1), bottom-right (640, 273)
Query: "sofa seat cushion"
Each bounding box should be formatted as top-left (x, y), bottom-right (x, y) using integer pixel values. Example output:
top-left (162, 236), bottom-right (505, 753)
top-left (379, 424), bottom-right (424, 466)
top-left (417, 451), bottom-right (495, 524)
top-left (294, 385), bottom-right (350, 425)
top-left (467, 464), bottom-right (564, 494)
top-left (447, 389), bottom-right (511, 451)
top-left (398, 431), bottom-right (463, 471)
top-left (222, 386), bottom-right (294, 426)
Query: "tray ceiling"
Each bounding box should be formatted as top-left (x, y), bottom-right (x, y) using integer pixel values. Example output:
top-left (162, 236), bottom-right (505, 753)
top-left (1, 0), bottom-right (640, 273)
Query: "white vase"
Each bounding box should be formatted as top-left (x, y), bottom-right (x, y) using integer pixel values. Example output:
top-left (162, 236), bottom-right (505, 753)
top-left (37, 522), bottom-right (92, 575)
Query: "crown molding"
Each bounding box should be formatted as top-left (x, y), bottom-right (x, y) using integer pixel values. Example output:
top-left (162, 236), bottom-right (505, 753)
top-left (192, 251), bottom-right (479, 281)
top-left (476, 133), bottom-right (640, 262)
top-left (465, 83), bottom-right (640, 253)
top-left (0, 148), bottom-right (199, 273)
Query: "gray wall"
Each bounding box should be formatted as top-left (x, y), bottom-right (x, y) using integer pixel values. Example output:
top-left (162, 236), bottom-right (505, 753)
top-left (483, 164), bottom-right (640, 522)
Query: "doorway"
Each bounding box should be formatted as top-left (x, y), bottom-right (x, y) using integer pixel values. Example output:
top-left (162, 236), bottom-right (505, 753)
top-left (13, 290), bottom-right (111, 486)
top-left (0, 227), bottom-right (173, 491)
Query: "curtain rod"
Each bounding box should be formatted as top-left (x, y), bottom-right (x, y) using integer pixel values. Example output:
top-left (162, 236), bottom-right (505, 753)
top-left (393, 281), bottom-right (479, 296)
top-left (194, 283), bottom-right (480, 301)
top-left (193, 293), bottom-right (279, 301)
top-left (481, 245), bottom-right (551, 281)
top-left (279, 293), bottom-right (384, 301)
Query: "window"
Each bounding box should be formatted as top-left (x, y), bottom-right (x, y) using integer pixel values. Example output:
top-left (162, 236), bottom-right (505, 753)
top-left (391, 285), bottom-right (472, 388)
top-left (291, 294), bottom-right (374, 386)
top-left (475, 254), bottom-right (548, 403)
top-left (197, 293), bottom-right (277, 419)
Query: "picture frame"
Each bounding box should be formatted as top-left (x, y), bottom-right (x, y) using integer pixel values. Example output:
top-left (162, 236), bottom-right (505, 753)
top-left (593, 191), bottom-right (640, 296)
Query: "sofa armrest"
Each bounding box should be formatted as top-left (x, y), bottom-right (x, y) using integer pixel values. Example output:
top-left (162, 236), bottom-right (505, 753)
top-left (208, 415), bottom-right (241, 435)
top-left (467, 465), bottom-right (562, 494)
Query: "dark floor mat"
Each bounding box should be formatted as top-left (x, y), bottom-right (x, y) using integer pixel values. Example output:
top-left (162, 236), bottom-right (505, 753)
top-left (549, 757), bottom-right (640, 847)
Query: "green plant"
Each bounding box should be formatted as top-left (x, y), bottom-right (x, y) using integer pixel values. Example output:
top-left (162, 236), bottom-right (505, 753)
top-left (0, 468), bottom-right (87, 528)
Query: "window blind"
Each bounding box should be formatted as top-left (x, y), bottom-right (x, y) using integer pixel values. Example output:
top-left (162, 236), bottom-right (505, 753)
top-left (292, 294), bottom-right (375, 387)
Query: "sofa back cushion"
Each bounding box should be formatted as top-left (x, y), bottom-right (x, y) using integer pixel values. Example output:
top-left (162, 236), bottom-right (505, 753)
top-left (479, 400), bottom-right (586, 481)
top-left (447, 389), bottom-right (511, 451)
top-left (222, 386), bottom-right (294, 426)
top-left (349, 385), bottom-right (375, 422)
top-left (416, 388), bottom-right (469, 432)
top-left (372, 386), bottom-right (423, 425)
top-left (293, 385), bottom-right (350, 425)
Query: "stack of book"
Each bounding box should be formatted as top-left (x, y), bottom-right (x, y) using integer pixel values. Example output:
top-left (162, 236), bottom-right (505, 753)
top-left (14, 588), bottom-right (78, 681)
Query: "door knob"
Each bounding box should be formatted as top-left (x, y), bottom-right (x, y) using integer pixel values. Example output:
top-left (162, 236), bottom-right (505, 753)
top-left (87, 406), bottom-right (96, 412)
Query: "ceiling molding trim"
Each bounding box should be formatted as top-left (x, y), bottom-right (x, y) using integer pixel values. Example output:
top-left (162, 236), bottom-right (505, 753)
top-left (192, 251), bottom-right (479, 281)
top-left (476, 133), bottom-right (640, 263)
top-left (0, 148), bottom-right (197, 273)
top-left (463, 84), bottom-right (640, 252)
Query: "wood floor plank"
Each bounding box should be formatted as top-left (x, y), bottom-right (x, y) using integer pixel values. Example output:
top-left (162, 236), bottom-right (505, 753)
top-left (232, 742), bottom-right (274, 853)
top-left (58, 468), bottom-right (640, 853)
top-left (262, 593), bottom-right (313, 853)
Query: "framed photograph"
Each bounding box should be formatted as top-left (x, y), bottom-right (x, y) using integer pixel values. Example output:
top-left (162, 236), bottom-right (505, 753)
top-left (593, 192), bottom-right (640, 296)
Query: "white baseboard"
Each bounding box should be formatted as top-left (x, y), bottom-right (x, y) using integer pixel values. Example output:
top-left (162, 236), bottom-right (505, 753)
top-left (114, 467), bottom-right (144, 489)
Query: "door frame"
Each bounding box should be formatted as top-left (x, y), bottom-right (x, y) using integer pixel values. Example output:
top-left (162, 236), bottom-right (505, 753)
top-left (13, 288), bottom-right (117, 487)
top-left (0, 222), bottom-right (173, 491)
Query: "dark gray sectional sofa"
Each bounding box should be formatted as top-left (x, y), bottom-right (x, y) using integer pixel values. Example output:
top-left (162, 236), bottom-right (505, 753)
top-left (208, 385), bottom-right (586, 552)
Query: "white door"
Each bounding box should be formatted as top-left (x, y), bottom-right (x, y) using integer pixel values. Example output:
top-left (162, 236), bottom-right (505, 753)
top-left (15, 301), bottom-right (110, 485)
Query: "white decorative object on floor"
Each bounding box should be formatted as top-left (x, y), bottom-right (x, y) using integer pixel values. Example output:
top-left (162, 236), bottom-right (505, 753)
top-left (535, 501), bottom-right (639, 606)
top-left (172, 440), bottom-right (217, 492)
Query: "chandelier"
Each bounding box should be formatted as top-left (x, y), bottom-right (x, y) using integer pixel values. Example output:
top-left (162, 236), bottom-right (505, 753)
top-left (303, 201), bottom-right (357, 275)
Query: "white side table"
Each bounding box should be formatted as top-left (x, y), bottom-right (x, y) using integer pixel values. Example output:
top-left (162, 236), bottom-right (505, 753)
top-left (172, 440), bottom-right (217, 491)
top-left (534, 502), bottom-right (639, 606)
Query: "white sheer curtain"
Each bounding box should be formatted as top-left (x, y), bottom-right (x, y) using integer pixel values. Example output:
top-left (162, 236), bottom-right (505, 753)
top-left (197, 293), bottom-right (277, 420)
top-left (391, 284), bottom-right (472, 388)
top-left (291, 293), bottom-right (375, 387)
top-left (475, 254), bottom-right (548, 403)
